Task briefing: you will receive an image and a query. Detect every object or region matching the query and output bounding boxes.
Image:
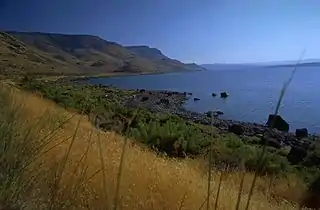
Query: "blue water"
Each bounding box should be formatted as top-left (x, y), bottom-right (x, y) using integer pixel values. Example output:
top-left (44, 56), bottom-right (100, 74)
top-left (87, 66), bottom-right (320, 134)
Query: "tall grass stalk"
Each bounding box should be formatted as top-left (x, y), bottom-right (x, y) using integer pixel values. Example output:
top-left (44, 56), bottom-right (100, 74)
top-left (48, 115), bottom-right (82, 210)
top-left (113, 109), bottom-right (139, 210)
top-left (205, 113), bottom-right (216, 210)
top-left (235, 160), bottom-right (246, 210)
top-left (96, 116), bottom-right (109, 209)
top-left (206, 142), bottom-right (213, 210)
top-left (68, 122), bottom-right (95, 206)
top-left (214, 170), bottom-right (223, 210)
top-left (178, 191), bottom-right (188, 210)
top-left (244, 49), bottom-right (306, 210)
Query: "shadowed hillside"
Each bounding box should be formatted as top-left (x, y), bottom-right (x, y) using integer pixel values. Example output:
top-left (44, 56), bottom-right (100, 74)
top-left (2, 31), bottom-right (203, 76)
top-left (0, 32), bottom-right (75, 76)
top-left (126, 45), bottom-right (205, 71)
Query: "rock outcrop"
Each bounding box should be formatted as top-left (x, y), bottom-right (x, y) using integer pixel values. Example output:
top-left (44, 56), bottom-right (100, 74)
top-left (228, 124), bottom-right (244, 135)
top-left (287, 146), bottom-right (307, 164)
top-left (220, 92), bottom-right (229, 98)
top-left (296, 128), bottom-right (308, 138)
top-left (266, 114), bottom-right (289, 132)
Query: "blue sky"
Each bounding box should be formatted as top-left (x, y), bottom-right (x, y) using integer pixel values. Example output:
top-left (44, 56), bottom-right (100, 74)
top-left (1, 0), bottom-right (320, 64)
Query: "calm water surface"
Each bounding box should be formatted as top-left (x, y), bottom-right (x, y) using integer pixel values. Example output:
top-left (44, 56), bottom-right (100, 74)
top-left (87, 66), bottom-right (320, 134)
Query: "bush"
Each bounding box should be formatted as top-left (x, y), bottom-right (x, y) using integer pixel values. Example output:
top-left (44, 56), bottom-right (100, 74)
top-left (129, 118), bottom-right (212, 155)
top-left (210, 133), bottom-right (291, 176)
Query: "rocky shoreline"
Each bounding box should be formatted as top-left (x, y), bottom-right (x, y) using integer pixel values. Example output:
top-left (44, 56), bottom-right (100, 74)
top-left (120, 87), bottom-right (319, 149)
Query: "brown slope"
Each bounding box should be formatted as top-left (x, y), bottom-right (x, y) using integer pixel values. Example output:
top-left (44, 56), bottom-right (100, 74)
top-left (0, 32), bottom-right (75, 76)
top-left (5, 31), bottom-right (163, 74)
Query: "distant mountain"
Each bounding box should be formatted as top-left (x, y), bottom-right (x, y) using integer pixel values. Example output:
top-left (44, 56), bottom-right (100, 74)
top-left (264, 60), bottom-right (320, 68)
top-left (126, 46), bottom-right (205, 71)
top-left (255, 59), bottom-right (320, 66)
top-left (202, 59), bottom-right (320, 70)
top-left (1, 31), bottom-right (203, 76)
top-left (201, 63), bottom-right (261, 70)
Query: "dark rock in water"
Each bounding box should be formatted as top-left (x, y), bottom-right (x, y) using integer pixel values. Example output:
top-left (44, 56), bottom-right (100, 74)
top-left (220, 92), bottom-right (229, 98)
top-left (266, 114), bottom-right (289, 132)
top-left (188, 92), bottom-right (192, 95)
top-left (296, 128), bottom-right (308, 138)
top-left (205, 111), bottom-right (213, 118)
top-left (194, 97), bottom-right (200, 101)
top-left (216, 111), bottom-right (224, 115)
top-left (228, 124), bottom-right (244, 135)
top-left (141, 96), bottom-right (149, 102)
top-left (287, 146), bottom-right (307, 164)
top-left (139, 89), bottom-right (146, 93)
top-left (212, 92), bottom-right (217, 97)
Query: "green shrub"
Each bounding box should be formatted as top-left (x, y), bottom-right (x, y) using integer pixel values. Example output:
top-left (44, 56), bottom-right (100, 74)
top-left (129, 118), bottom-right (212, 155)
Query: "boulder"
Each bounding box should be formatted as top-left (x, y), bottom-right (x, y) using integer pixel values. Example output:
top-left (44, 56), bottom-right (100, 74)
top-left (220, 92), bottom-right (229, 98)
top-left (141, 96), bottom-right (149, 102)
top-left (205, 110), bottom-right (224, 118)
top-left (287, 146), bottom-right (307, 164)
top-left (212, 93), bottom-right (217, 97)
top-left (188, 92), bottom-right (193, 95)
top-left (296, 128), bottom-right (308, 138)
top-left (261, 136), bottom-right (282, 149)
top-left (159, 98), bottom-right (170, 106)
top-left (216, 110), bottom-right (224, 115)
top-left (228, 124), bottom-right (244, 135)
top-left (139, 89), bottom-right (146, 93)
top-left (205, 111), bottom-right (213, 118)
top-left (266, 114), bottom-right (289, 132)
top-left (194, 98), bottom-right (200, 101)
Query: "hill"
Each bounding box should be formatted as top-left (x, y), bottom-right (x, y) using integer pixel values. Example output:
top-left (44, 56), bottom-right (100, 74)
top-left (265, 62), bottom-right (320, 68)
top-left (1, 31), bottom-right (203, 76)
top-left (0, 83), bottom-right (299, 210)
top-left (201, 63), bottom-right (261, 71)
top-left (126, 45), bottom-right (205, 71)
top-left (202, 59), bottom-right (320, 70)
top-left (0, 32), bottom-right (75, 76)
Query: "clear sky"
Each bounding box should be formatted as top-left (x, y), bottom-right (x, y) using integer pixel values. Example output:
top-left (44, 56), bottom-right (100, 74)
top-left (0, 0), bottom-right (320, 64)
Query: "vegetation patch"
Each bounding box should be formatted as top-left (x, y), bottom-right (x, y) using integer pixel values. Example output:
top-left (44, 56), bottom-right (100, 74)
top-left (17, 77), bottom-right (320, 183)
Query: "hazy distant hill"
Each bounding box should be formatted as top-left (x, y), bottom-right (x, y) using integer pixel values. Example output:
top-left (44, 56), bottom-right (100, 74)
top-left (126, 46), bottom-right (205, 71)
top-left (1, 31), bottom-right (203, 76)
top-left (202, 59), bottom-right (320, 70)
top-left (201, 63), bottom-right (261, 70)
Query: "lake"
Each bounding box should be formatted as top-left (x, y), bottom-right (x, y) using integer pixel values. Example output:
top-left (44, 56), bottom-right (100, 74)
top-left (87, 66), bottom-right (320, 134)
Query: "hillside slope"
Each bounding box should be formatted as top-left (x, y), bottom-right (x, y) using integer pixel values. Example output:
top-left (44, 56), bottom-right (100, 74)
top-left (1, 84), bottom-right (298, 209)
top-left (0, 32), bottom-right (75, 76)
top-left (126, 45), bottom-right (205, 71)
top-left (2, 31), bottom-right (203, 75)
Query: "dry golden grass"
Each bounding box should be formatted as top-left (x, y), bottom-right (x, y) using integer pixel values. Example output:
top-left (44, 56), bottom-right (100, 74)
top-left (4, 84), bottom-right (306, 210)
